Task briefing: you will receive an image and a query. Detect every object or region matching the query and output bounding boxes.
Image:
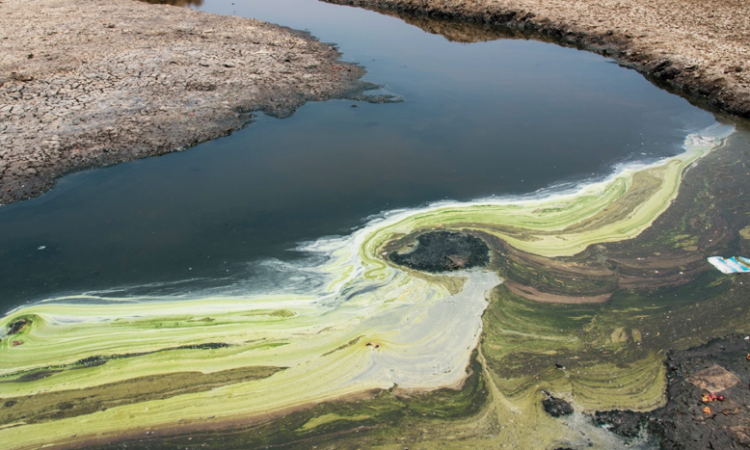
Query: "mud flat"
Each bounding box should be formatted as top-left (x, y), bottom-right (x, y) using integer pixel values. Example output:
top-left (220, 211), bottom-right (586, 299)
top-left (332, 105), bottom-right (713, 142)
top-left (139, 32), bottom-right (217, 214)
top-left (325, 0), bottom-right (750, 118)
top-left (0, 0), bottom-right (365, 204)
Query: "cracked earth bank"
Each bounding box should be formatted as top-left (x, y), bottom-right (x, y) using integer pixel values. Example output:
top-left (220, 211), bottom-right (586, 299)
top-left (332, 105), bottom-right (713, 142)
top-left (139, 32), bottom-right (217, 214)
top-left (325, 0), bottom-right (750, 116)
top-left (0, 0), bottom-right (365, 205)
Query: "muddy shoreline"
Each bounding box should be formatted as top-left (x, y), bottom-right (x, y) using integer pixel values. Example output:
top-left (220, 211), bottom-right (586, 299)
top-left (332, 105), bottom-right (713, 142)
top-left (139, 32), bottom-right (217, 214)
top-left (0, 0), bottom-right (366, 205)
top-left (324, 0), bottom-right (750, 120)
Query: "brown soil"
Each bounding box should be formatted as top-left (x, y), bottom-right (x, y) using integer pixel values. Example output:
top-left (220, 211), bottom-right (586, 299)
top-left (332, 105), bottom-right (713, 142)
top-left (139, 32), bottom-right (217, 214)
top-left (0, 0), bottom-right (365, 205)
top-left (504, 280), bottom-right (611, 303)
top-left (324, 0), bottom-right (750, 118)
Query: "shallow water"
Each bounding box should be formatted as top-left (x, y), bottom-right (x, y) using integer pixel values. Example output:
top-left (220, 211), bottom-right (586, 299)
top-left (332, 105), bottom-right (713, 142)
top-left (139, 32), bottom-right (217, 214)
top-left (0, 0), bottom-right (717, 309)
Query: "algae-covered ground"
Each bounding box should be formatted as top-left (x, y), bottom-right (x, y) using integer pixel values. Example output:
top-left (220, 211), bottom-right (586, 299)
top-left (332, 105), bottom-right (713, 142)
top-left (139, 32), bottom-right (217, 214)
top-left (2, 122), bottom-right (750, 449)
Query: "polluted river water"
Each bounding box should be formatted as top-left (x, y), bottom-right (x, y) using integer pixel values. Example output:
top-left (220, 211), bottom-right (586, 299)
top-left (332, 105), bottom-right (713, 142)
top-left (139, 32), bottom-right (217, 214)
top-left (1, 0), bottom-right (750, 449)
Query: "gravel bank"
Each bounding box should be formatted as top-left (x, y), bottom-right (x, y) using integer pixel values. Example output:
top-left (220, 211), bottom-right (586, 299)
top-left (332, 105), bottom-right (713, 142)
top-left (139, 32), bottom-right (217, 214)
top-left (325, 0), bottom-right (750, 118)
top-left (0, 0), bottom-right (364, 204)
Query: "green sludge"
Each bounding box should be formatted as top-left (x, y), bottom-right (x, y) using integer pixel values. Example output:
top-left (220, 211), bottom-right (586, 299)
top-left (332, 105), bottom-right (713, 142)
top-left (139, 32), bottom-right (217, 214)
top-left (2, 126), bottom-right (750, 450)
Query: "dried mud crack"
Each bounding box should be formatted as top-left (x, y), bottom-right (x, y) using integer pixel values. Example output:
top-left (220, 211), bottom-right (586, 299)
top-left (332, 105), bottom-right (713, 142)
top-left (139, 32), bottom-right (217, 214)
top-left (0, 0), bottom-right (366, 205)
top-left (324, 0), bottom-right (750, 120)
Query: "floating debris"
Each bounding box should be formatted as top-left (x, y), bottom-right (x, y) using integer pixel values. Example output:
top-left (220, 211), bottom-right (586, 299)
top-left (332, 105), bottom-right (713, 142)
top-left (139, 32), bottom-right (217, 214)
top-left (701, 392), bottom-right (725, 402)
top-left (707, 256), bottom-right (750, 274)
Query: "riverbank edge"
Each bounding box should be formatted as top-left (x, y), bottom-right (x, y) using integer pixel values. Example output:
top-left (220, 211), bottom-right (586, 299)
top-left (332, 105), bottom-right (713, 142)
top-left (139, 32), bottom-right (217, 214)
top-left (323, 0), bottom-right (750, 120)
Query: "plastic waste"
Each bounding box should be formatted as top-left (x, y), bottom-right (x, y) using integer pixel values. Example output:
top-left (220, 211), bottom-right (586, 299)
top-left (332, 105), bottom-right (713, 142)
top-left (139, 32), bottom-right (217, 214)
top-left (702, 392), bottom-right (725, 402)
top-left (707, 256), bottom-right (750, 274)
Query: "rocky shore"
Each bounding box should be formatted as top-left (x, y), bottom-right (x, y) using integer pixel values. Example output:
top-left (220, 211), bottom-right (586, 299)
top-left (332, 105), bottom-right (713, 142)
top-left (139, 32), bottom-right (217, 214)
top-left (325, 0), bottom-right (750, 119)
top-left (0, 0), bottom-right (365, 204)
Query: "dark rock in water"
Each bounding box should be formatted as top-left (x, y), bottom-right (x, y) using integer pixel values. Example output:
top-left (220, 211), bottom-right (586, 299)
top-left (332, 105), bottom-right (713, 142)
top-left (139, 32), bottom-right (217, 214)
top-left (593, 410), bottom-right (648, 438)
top-left (389, 231), bottom-right (490, 273)
top-left (542, 394), bottom-right (574, 417)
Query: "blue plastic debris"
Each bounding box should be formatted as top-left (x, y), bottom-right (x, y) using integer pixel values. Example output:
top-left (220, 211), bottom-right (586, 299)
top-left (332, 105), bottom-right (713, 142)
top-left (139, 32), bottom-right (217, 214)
top-left (707, 256), bottom-right (750, 274)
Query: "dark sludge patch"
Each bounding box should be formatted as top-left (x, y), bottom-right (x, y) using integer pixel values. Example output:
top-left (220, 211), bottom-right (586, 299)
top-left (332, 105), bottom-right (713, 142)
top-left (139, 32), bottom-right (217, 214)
top-left (75, 356), bottom-right (109, 369)
top-left (541, 391), bottom-right (574, 418)
top-left (389, 231), bottom-right (490, 272)
top-left (6, 318), bottom-right (31, 335)
top-left (16, 370), bottom-right (63, 382)
top-left (75, 343), bottom-right (229, 369)
top-left (173, 342), bottom-right (230, 351)
top-left (591, 410), bottom-right (651, 439)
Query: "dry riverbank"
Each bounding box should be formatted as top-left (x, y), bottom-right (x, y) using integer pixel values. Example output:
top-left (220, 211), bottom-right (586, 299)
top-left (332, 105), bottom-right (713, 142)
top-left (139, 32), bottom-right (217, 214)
top-left (2, 0), bottom-right (748, 206)
top-left (0, 0), bottom-right (364, 204)
top-left (325, 0), bottom-right (750, 118)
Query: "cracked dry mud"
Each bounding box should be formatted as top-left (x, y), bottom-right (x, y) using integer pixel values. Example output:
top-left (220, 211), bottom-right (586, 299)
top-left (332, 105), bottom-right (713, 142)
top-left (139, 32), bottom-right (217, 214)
top-left (0, 0), bottom-right (364, 205)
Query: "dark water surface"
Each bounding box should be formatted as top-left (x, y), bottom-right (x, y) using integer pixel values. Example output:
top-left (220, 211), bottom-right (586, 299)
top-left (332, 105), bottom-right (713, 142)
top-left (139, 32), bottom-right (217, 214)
top-left (0, 0), bottom-right (716, 309)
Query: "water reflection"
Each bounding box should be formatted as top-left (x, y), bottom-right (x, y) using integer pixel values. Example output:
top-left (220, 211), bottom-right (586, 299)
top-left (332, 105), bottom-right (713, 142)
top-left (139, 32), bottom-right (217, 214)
top-left (353, 6), bottom-right (523, 43)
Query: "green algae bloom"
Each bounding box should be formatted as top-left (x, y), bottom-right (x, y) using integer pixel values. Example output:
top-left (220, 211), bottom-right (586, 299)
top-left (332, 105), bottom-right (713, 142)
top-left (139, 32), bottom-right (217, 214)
top-left (1, 125), bottom-right (745, 450)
